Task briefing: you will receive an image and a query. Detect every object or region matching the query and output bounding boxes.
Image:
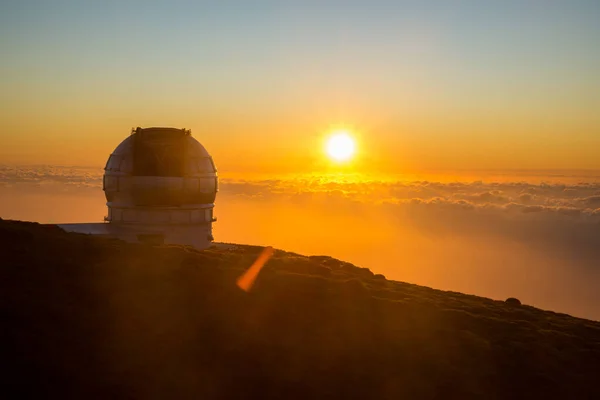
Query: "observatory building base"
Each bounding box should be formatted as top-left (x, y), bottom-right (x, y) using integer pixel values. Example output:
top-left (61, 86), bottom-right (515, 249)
top-left (57, 222), bottom-right (214, 249)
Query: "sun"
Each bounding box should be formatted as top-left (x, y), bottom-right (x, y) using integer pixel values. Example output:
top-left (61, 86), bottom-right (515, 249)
top-left (325, 131), bottom-right (356, 162)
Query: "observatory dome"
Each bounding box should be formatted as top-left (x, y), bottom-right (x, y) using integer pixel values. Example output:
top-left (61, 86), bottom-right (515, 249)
top-left (102, 127), bottom-right (218, 248)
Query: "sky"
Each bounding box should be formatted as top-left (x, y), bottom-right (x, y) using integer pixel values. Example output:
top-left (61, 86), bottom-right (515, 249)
top-left (1, 0), bottom-right (600, 172)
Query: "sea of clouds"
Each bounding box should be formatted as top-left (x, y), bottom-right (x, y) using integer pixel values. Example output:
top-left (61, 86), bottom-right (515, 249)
top-left (1, 165), bottom-right (600, 320)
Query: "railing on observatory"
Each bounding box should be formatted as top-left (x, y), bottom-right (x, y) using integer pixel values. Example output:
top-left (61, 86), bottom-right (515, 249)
top-left (105, 204), bottom-right (216, 225)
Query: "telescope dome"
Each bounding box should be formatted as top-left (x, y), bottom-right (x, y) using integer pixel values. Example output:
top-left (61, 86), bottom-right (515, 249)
top-left (102, 127), bottom-right (218, 247)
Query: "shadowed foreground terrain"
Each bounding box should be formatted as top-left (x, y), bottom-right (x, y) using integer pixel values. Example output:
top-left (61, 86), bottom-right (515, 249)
top-left (1, 219), bottom-right (600, 399)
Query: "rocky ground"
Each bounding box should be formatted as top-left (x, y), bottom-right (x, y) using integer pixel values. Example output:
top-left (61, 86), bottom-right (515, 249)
top-left (1, 218), bottom-right (600, 399)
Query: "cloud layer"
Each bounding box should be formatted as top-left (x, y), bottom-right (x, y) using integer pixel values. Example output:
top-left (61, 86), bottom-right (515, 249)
top-left (0, 165), bottom-right (103, 189)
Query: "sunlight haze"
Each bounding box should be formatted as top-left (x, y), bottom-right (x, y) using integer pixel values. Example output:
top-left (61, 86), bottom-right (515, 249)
top-left (325, 131), bottom-right (356, 162)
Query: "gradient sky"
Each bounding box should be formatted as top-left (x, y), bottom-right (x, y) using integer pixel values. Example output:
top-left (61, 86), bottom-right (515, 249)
top-left (1, 0), bottom-right (599, 172)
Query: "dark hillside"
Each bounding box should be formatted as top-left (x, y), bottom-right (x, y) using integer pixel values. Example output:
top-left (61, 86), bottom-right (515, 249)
top-left (1, 219), bottom-right (600, 399)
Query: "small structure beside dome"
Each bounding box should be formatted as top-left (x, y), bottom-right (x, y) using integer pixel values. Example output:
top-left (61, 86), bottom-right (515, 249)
top-left (58, 127), bottom-right (218, 250)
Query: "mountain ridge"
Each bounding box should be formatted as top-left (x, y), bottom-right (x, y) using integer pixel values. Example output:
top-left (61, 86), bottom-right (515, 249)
top-left (1, 218), bottom-right (599, 399)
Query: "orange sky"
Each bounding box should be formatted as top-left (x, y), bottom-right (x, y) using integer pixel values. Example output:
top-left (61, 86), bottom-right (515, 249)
top-left (2, 109), bottom-right (600, 174)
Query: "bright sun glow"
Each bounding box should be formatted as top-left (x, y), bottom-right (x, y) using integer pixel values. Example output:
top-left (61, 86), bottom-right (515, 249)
top-left (326, 131), bottom-right (356, 162)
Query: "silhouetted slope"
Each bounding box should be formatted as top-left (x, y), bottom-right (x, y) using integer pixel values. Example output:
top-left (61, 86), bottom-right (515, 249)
top-left (1, 218), bottom-right (599, 399)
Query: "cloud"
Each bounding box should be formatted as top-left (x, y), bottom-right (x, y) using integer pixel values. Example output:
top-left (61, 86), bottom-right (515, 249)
top-left (219, 175), bottom-right (600, 218)
top-left (3, 164), bottom-right (600, 227)
top-left (578, 195), bottom-right (600, 207)
top-left (0, 165), bottom-right (103, 189)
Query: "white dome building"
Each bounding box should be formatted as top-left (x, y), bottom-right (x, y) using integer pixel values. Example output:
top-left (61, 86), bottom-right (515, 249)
top-left (59, 127), bottom-right (218, 249)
